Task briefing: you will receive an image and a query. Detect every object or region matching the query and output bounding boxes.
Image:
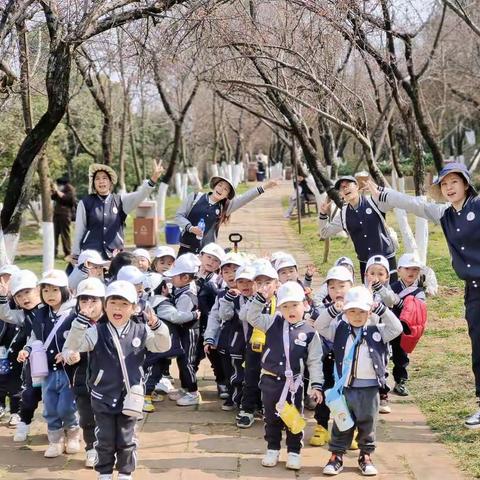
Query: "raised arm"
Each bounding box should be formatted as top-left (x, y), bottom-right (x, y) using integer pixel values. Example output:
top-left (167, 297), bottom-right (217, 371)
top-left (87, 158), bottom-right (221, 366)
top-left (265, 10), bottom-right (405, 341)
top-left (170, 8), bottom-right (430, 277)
top-left (245, 294), bottom-right (276, 332)
top-left (226, 179), bottom-right (279, 215)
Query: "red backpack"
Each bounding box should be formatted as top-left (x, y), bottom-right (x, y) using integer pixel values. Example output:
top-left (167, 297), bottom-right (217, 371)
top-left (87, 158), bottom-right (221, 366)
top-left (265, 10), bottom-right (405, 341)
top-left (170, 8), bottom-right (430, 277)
top-left (399, 295), bottom-right (427, 353)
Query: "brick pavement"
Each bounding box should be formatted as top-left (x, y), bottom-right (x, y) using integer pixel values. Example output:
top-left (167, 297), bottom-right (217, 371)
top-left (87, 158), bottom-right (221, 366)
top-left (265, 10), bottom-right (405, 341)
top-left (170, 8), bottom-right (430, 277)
top-left (0, 181), bottom-right (468, 479)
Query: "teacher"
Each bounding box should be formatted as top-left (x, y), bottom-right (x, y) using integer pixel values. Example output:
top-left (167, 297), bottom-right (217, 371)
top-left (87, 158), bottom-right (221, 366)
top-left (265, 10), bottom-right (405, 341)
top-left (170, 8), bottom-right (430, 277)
top-left (72, 161), bottom-right (163, 260)
top-left (175, 175), bottom-right (278, 255)
top-left (366, 162), bottom-right (480, 428)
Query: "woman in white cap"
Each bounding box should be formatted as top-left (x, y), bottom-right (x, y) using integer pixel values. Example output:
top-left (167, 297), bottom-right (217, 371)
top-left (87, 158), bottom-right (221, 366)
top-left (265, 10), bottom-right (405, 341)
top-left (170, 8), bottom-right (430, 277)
top-left (319, 176), bottom-right (398, 283)
top-left (174, 175), bottom-right (279, 256)
top-left (366, 162), bottom-right (480, 428)
top-left (72, 161), bottom-right (163, 261)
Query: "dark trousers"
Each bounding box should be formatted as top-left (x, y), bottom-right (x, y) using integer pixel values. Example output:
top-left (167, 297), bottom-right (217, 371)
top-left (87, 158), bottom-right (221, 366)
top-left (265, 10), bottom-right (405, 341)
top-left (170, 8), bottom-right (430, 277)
top-left (76, 393), bottom-right (95, 451)
top-left (93, 402), bottom-right (137, 475)
top-left (391, 335), bottom-right (409, 382)
top-left (360, 256), bottom-right (398, 284)
top-left (220, 353), bottom-right (245, 406)
top-left (329, 386), bottom-right (379, 455)
top-left (54, 215), bottom-right (71, 257)
top-left (176, 327), bottom-right (199, 392)
top-left (314, 353), bottom-right (335, 428)
top-left (241, 345), bottom-right (262, 414)
top-left (465, 283), bottom-right (480, 398)
top-left (20, 385), bottom-right (42, 425)
top-left (0, 370), bottom-right (23, 414)
top-left (260, 375), bottom-right (304, 454)
top-left (195, 334), bottom-right (225, 385)
top-left (145, 358), bottom-right (169, 395)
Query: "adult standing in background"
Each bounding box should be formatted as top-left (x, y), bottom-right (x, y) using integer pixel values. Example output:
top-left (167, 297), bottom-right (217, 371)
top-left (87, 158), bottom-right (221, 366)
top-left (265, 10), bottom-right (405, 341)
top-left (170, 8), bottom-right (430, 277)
top-left (72, 161), bottom-right (163, 261)
top-left (51, 175), bottom-right (77, 259)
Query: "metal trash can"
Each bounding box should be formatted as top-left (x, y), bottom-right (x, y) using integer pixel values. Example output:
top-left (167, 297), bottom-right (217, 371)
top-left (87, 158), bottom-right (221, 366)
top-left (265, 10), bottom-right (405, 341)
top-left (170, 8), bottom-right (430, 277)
top-left (134, 201), bottom-right (157, 248)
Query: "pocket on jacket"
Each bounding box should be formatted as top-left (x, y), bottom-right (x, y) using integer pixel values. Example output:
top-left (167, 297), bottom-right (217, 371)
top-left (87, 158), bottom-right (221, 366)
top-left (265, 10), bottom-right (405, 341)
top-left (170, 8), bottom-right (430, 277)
top-left (93, 369), bottom-right (104, 386)
top-left (230, 331), bottom-right (238, 348)
top-left (261, 347), bottom-right (271, 363)
top-left (82, 230), bottom-right (91, 243)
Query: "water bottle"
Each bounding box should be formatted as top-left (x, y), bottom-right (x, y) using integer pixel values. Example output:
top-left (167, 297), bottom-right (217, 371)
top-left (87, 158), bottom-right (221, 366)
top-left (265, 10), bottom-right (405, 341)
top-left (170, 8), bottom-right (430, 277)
top-left (30, 340), bottom-right (48, 386)
top-left (196, 218), bottom-right (205, 240)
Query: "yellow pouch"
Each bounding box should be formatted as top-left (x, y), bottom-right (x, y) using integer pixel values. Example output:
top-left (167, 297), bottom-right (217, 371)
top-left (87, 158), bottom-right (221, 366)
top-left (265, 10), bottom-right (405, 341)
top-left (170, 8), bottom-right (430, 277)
top-left (276, 402), bottom-right (306, 434)
top-left (250, 328), bottom-right (266, 353)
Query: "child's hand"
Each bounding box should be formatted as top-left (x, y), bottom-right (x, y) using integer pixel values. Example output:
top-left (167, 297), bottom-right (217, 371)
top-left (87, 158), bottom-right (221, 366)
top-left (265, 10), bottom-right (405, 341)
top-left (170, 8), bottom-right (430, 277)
top-left (204, 343), bottom-right (215, 354)
top-left (145, 306), bottom-right (158, 328)
top-left (305, 264), bottom-right (317, 277)
top-left (334, 300), bottom-right (344, 311)
top-left (228, 289), bottom-right (240, 297)
top-left (310, 389), bottom-right (323, 404)
top-left (17, 350), bottom-right (29, 362)
top-left (0, 277), bottom-right (9, 296)
top-left (319, 198), bottom-right (332, 215)
top-left (55, 352), bottom-right (65, 364)
top-left (79, 303), bottom-right (95, 319)
top-left (66, 351), bottom-right (81, 364)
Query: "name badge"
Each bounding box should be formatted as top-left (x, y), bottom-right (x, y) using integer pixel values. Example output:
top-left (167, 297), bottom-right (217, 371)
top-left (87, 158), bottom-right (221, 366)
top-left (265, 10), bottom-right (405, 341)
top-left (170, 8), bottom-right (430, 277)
top-left (372, 332), bottom-right (382, 342)
top-left (132, 337), bottom-right (141, 348)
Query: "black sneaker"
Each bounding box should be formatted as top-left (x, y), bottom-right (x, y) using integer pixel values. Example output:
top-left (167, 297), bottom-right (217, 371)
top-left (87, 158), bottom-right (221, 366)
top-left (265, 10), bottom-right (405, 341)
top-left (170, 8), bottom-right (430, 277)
top-left (323, 454), bottom-right (343, 475)
top-left (221, 399), bottom-right (236, 411)
top-left (358, 454), bottom-right (378, 476)
top-left (236, 411), bottom-right (254, 428)
top-left (465, 409), bottom-right (480, 429)
top-left (393, 380), bottom-right (409, 397)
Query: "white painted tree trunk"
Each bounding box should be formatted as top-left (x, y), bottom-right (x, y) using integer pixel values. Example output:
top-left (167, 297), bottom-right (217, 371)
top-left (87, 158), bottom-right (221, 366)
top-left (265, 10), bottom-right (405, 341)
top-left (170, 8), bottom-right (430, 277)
top-left (0, 229), bottom-right (10, 266)
top-left (270, 162), bottom-right (283, 179)
top-left (42, 221), bottom-right (55, 272)
top-left (182, 173), bottom-right (189, 200)
top-left (232, 164), bottom-right (243, 187)
top-left (175, 172), bottom-right (184, 200)
top-left (4, 232), bottom-right (20, 264)
top-left (393, 174), bottom-right (417, 254)
top-left (226, 162), bottom-right (234, 182)
top-left (210, 163), bottom-right (219, 177)
top-left (156, 182), bottom-right (169, 222)
top-left (415, 196), bottom-right (429, 265)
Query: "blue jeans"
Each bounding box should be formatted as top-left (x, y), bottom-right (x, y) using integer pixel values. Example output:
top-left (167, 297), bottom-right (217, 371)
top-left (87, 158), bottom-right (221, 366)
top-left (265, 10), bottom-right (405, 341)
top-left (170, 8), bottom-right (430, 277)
top-left (42, 370), bottom-right (78, 431)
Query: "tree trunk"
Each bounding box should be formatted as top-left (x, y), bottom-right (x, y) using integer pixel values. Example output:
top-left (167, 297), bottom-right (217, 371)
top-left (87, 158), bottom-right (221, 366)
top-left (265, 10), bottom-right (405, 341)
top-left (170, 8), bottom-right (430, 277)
top-left (118, 83), bottom-right (129, 193)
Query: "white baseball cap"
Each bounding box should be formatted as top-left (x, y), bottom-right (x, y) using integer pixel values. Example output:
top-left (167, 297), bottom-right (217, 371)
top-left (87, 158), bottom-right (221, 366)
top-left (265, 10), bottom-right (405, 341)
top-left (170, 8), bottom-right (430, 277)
top-left (221, 252), bottom-right (245, 268)
top-left (164, 253), bottom-right (201, 277)
top-left (365, 255), bottom-right (390, 274)
top-left (271, 251), bottom-right (290, 265)
top-left (343, 286), bottom-right (373, 312)
top-left (0, 264), bottom-right (20, 276)
top-left (334, 256), bottom-right (354, 270)
top-left (148, 272), bottom-right (164, 291)
top-left (325, 266), bottom-right (353, 283)
top-left (117, 265), bottom-right (145, 285)
top-left (132, 248), bottom-right (151, 261)
top-left (398, 253), bottom-right (423, 269)
top-left (76, 278), bottom-right (106, 298)
top-left (153, 246), bottom-right (176, 260)
top-left (78, 250), bottom-right (109, 267)
top-left (277, 281), bottom-right (305, 306)
top-left (235, 265), bottom-right (256, 281)
top-left (254, 261), bottom-right (279, 280)
top-left (275, 255), bottom-right (298, 271)
top-left (10, 270), bottom-right (38, 296)
top-left (39, 269), bottom-right (69, 288)
top-left (201, 243), bottom-right (226, 262)
top-left (106, 280), bottom-right (137, 304)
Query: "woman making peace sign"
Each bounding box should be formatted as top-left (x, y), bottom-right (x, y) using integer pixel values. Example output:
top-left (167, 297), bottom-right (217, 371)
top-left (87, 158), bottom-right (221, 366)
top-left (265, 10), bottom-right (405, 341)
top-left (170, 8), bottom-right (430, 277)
top-left (365, 162), bottom-right (480, 428)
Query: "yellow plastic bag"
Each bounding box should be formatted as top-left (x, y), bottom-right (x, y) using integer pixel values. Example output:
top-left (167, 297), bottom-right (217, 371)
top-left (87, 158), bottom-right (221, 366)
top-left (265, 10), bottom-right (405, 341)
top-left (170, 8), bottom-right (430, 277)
top-left (276, 402), bottom-right (306, 434)
top-left (250, 328), bottom-right (266, 353)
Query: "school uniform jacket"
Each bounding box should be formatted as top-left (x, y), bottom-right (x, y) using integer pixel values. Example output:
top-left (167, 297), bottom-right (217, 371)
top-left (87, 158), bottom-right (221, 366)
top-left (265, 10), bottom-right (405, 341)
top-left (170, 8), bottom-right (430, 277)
top-left (0, 319), bottom-right (27, 377)
top-left (379, 189), bottom-right (480, 282)
top-left (319, 194), bottom-right (395, 262)
top-left (246, 294), bottom-right (324, 389)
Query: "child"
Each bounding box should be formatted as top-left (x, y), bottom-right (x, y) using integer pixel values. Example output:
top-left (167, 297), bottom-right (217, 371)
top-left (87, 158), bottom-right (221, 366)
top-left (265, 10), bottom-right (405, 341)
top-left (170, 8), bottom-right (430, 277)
top-left (132, 248), bottom-right (151, 273)
top-left (0, 270), bottom-right (43, 442)
top-left (68, 249), bottom-right (109, 291)
top-left (309, 266), bottom-right (353, 448)
top-left (247, 281), bottom-right (324, 471)
top-left (387, 253), bottom-right (426, 397)
top-left (151, 246), bottom-right (176, 274)
top-left (163, 253), bottom-right (202, 406)
top-left (364, 254), bottom-right (399, 414)
top-left (315, 257), bottom-right (355, 305)
top-left (236, 261), bottom-right (278, 428)
top-left (317, 286), bottom-right (402, 476)
top-left (18, 269), bottom-right (78, 458)
top-left (203, 252), bottom-right (245, 409)
top-left (65, 277), bottom-right (106, 468)
top-left (63, 280), bottom-right (171, 480)
top-left (196, 243), bottom-right (227, 398)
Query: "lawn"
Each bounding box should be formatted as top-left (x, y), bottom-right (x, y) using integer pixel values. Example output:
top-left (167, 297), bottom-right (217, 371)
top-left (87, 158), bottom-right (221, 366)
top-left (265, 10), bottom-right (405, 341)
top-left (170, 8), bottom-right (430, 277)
top-left (289, 209), bottom-right (480, 477)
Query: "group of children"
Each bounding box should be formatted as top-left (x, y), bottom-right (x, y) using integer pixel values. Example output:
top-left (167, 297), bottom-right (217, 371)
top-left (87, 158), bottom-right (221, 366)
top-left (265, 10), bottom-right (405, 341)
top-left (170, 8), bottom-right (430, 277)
top-left (0, 241), bottom-right (427, 478)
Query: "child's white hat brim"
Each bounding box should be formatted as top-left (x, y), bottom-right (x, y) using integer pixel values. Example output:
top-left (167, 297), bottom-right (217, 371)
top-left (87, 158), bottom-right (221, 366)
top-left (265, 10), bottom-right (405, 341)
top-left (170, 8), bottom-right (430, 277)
top-left (106, 280), bottom-right (137, 304)
top-left (325, 266), bottom-right (353, 283)
top-left (76, 278), bottom-right (106, 298)
top-left (277, 281), bottom-right (305, 306)
top-left (10, 270), bottom-right (38, 296)
top-left (39, 269), bottom-right (69, 288)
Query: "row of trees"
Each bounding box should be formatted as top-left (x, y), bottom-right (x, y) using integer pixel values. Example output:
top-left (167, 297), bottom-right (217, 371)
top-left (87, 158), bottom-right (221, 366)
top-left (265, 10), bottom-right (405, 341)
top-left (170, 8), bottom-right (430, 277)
top-left (1, 0), bottom-right (480, 261)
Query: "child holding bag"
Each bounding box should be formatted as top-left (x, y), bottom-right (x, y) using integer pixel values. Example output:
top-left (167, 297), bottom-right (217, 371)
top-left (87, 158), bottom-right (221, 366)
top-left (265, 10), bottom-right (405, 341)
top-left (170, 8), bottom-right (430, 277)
top-left (63, 280), bottom-right (171, 480)
top-left (316, 286), bottom-right (402, 476)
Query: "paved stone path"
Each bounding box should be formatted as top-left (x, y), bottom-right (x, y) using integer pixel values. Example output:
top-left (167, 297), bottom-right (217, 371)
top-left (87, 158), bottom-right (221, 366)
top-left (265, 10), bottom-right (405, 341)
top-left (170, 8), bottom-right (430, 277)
top-left (0, 181), bottom-right (468, 479)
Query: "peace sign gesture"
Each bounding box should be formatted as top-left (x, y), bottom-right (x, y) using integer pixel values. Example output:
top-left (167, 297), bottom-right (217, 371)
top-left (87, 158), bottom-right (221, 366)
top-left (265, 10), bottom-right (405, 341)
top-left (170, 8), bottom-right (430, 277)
top-left (150, 159), bottom-right (164, 183)
top-left (319, 198), bottom-right (332, 215)
top-left (0, 276), bottom-right (9, 297)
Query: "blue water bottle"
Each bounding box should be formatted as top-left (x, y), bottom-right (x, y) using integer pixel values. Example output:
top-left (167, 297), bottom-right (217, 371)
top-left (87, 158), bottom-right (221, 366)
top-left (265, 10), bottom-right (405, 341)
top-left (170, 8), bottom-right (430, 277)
top-left (196, 218), bottom-right (205, 240)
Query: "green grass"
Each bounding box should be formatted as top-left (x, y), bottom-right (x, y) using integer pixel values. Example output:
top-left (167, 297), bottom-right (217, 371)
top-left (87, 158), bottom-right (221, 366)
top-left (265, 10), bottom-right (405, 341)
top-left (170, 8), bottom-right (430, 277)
top-left (288, 206), bottom-right (480, 478)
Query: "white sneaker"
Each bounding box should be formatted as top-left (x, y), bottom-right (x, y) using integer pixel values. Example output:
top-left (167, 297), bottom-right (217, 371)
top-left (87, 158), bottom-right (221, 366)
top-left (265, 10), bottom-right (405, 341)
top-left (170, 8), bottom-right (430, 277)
top-left (8, 413), bottom-right (20, 428)
top-left (65, 427), bottom-right (81, 454)
top-left (118, 475), bottom-right (133, 480)
top-left (155, 377), bottom-right (175, 394)
top-left (286, 452), bottom-right (301, 470)
top-left (0, 406), bottom-right (5, 418)
top-left (168, 389), bottom-right (186, 401)
top-left (176, 391), bottom-right (201, 406)
top-left (85, 448), bottom-right (97, 468)
top-left (379, 397), bottom-right (391, 414)
top-left (262, 449), bottom-right (280, 467)
top-left (98, 475), bottom-right (113, 480)
top-left (44, 442), bottom-right (65, 458)
top-left (13, 421), bottom-right (29, 442)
